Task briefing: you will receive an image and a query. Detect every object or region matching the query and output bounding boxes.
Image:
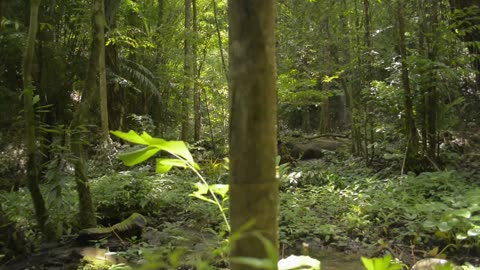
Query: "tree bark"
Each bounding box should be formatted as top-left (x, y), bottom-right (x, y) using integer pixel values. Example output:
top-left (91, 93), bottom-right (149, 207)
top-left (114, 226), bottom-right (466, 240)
top-left (181, 0), bottom-right (192, 141)
top-left (23, 0), bottom-right (56, 241)
top-left (228, 1), bottom-right (278, 269)
top-left (397, 0), bottom-right (419, 168)
top-left (105, 0), bottom-right (122, 131)
top-left (193, 0), bottom-right (201, 141)
top-left (94, 0), bottom-right (109, 142)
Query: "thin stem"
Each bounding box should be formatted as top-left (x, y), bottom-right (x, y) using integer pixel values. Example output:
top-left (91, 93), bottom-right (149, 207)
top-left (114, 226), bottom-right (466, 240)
top-left (170, 153), bottom-right (231, 232)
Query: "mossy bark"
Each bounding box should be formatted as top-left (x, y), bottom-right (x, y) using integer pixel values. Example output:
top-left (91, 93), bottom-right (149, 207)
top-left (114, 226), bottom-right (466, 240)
top-left (23, 0), bottom-right (56, 241)
top-left (228, 1), bottom-right (278, 269)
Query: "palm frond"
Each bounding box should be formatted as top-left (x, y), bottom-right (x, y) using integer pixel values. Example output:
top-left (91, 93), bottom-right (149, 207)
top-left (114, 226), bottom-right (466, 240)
top-left (118, 58), bottom-right (161, 101)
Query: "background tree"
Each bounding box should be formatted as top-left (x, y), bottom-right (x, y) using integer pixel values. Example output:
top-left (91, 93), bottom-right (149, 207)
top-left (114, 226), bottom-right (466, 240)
top-left (22, 0), bottom-right (56, 241)
top-left (228, 1), bottom-right (278, 269)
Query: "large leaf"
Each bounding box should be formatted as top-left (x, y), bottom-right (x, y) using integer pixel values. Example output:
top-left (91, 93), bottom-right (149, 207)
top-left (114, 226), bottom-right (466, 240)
top-left (361, 255), bottom-right (401, 270)
top-left (278, 255), bottom-right (321, 270)
top-left (161, 140), bottom-right (195, 165)
top-left (210, 184), bottom-right (229, 198)
top-left (156, 158), bottom-right (189, 173)
top-left (189, 182), bottom-right (216, 204)
top-left (467, 227), bottom-right (480, 237)
top-left (118, 146), bottom-right (160, 166)
top-left (111, 130), bottom-right (148, 145)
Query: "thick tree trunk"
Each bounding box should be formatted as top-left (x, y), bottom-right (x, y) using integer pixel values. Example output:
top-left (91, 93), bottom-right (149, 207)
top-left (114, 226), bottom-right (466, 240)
top-left (23, 0), bottom-right (56, 241)
top-left (397, 0), bottom-right (419, 169)
top-left (228, 1), bottom-right (278, 269)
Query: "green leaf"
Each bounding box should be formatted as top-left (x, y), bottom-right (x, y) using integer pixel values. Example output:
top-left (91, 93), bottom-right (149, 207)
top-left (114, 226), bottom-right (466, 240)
top-left (111, 130), bottom-right (148, 145)
top-left (456, 233), bottom-right (468, 240)
top-left (451, 209), bottom-right (471, 219)
top-left (361, 255), bottom-right (401, 270)
top-left (467, 227), bottom-right (480, 237)
top-left (161, 140), bottom-right (195, 166)
top-left (210, 184), bottom-right (229, 198)
top-left (118, 146), bottom-right (160, 166)
top-left (32, 95), bottom-right (40, 105)
top-left (156, 158), bottom-right (189, 173)
top-left (278, 255), bottom-right (321, 270)
top-left (438, 221), bottom-right (452, 232)
top-left (189, 182), bottom-right (216, 204)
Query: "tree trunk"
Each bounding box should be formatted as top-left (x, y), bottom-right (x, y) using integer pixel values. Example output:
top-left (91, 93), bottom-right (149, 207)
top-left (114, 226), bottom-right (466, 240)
top-left (425, 0), bottom-right (439, 160)
top-left (105, 0), bottom-right (122, 131)
top-left (69, 0), bottom-right (109, 229)
top-left (193, 0), bottom-right (201, 141)
top-left (449, 0), bottom-right (480, 91)
top-left (181, 0), bottom-right (192, 141)
top-left (23, 0), bottom-right (56, 241)
top-left (397, 0), bottom-right (419, 168)
top-left (228, 1), bottom-right (278, 269)
top-left (94, 0), bottom-right (109, 142)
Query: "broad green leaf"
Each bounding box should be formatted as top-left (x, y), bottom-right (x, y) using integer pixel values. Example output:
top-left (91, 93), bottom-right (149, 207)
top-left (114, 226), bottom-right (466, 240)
top-left (451, 209), bottom-right (471, 218)
top-left (467, 227), bottom-right (480, 237)
top-left (456, 233), bottom-right (468, 240)
top-left (118, 146), bottom-right (160, 166)
top-left (158, 158), bottom-right (189, 169)
top-left (210, 184), bottom-right (229, 198)
top-left (190, 182), bottom-right (215, 203)
top-left (156, 158), bottom-right (190, 173)
top-left (161, 140), bottom-right (195, 166)
top-left (193, 182), bottom-right (209, 194)
top-left (470, 216), bottom-right (480, 221)
top-left (438, 222), bottom-right (451, 232)
top-left (278, 255), bottom-right (321, 270)
top-left (111, 130), bottom-right (148, 145)
top-left (361, 255), bottom-right (401, 270)
top-left (33, 95), bottom-right (40, 105)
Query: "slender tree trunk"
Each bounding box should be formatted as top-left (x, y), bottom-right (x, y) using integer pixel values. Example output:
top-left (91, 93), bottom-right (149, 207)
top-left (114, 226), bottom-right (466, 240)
top-left (181, 0), bottom-right (192, 141)
top-left (193, 0), bottom-right (201, 141)
top-left (363, 0), bottom-right (374, 165)
top-left (398, 0), bottom-right (419, 168)
top-left (105, 0), bottom-right (122, 130)
top-left (213, 0), bottom-right (228, 80)
top-left (23, 0), bottom-right (56, 241)
top-left (425, 0), bottom-right (439, 160)
top-left (417, 0), bottom-right (428, 153)
top-left (70, 0), bottom-right (109, 229)
top-left (94, 0), bottom-right (109, 142)
top-left (228, 1), bottom-right (278, 269)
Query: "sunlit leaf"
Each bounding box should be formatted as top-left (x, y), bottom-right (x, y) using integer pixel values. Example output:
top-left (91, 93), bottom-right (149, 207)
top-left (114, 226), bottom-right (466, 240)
top-left (467, 227), bottom-right (480, 237)
top-left (278, 255), bottom-right (321, 270)
top-left (111, 130), bottom-right (148, 145)
top-left (438, 222), bottom-right (451, 232)
top-left (451, 209), bottom-right (471, 218)
top-left (118, 146), bottom-right (159, 166)
top-left (156, 158), bottom-right (188, 173)
top-left (210, 184), bottom-right (229, 198)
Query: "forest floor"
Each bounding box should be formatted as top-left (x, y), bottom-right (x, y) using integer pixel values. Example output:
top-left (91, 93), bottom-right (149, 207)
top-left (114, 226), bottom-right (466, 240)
top-left (1, 135), bottom-right (480, 270)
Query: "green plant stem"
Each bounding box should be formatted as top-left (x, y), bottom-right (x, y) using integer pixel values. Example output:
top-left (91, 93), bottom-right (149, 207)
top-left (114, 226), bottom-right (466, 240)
top-left (171, 153), bottom-right (231, 232)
